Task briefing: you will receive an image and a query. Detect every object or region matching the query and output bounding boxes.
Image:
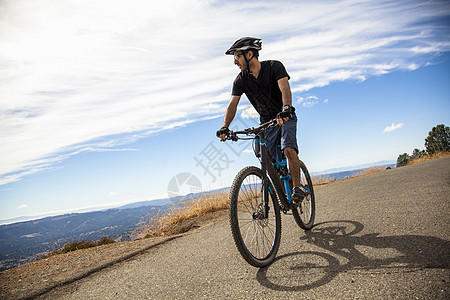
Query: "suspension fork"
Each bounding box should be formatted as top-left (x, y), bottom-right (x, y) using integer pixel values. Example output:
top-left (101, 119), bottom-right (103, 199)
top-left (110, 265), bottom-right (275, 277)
top-left (259, 133), bottom-right (270, 218)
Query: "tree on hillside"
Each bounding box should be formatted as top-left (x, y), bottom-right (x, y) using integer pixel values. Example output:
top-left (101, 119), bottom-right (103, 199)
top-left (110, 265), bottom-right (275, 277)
top-left (396, 124), bottom-right (449, 168)
top-left (397, 153), bottom-right (410, 167)
top-left (425, 124), bottom-right (449, 154)
top-left (410, 148), bottom-right (427, 160)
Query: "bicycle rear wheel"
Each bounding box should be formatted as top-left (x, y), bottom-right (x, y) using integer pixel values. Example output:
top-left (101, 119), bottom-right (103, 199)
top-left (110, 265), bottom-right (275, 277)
top-left (292, 160), bottom-right (315, 230)
top-left (229, 166), bottom-right (281, 267)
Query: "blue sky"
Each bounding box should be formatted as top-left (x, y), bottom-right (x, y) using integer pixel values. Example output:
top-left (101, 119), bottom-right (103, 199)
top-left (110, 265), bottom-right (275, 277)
top-left (1, 0), bottom-right (449, 223)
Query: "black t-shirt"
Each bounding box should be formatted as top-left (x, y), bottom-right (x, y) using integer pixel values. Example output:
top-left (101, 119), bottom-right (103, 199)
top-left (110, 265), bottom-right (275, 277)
top-left (232, 60), bottom-right (290, 123)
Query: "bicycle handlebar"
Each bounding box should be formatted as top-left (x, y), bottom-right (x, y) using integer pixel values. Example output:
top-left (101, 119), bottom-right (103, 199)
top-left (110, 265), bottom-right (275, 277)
top-left (226, 118), bottom-right (278, 141)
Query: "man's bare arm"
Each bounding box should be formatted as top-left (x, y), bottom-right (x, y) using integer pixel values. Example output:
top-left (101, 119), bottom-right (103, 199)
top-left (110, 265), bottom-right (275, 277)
top-left (277, 77), bottom-right (293, 126)
top-left (218, 95), bottom-right (241, 141)
top-left (222, 95), bottom-right (241, 128)
top-left (278, 77), bottom-right (292, 107)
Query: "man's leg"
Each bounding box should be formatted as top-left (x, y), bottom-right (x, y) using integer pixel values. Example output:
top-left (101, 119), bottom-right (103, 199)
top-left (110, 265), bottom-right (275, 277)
top-left (280, 113), bottom-right (300, 185)
top-left (284, 147), bottom-right (300, 187)
top-left (285, 147), bottom-right (305, 202)
top-left (280, 113), bottom-right (305, 202)
top-left (263, 126), bottom-right (283, 162)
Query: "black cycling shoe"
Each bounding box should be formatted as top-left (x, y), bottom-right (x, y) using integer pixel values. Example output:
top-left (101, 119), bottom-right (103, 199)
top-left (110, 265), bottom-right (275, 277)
top-left (292, 187), bottom-right (305, 204)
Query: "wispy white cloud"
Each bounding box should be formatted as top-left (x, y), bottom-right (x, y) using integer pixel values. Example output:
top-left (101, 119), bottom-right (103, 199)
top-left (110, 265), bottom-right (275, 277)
top-left (241, 105), bottom-right (259, 119)
top-left (1, 0), bottom-right (449, 184)
top-left (17, 204), bottom-right (28, 209)
top-left (383, 122), bottom-right (405, 133)
top-left (298, 96), bottom-right (319, 108)
top-left (84, 148), bottom-right (139, 153)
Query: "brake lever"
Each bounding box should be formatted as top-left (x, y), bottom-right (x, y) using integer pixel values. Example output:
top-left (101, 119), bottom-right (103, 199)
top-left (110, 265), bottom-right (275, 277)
top-left (228, 132), bottom-right (239, 142)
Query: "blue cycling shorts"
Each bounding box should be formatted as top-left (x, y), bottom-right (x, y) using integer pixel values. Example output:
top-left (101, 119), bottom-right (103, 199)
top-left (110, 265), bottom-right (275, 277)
top-left (263, 113), bottom-right (299, 162)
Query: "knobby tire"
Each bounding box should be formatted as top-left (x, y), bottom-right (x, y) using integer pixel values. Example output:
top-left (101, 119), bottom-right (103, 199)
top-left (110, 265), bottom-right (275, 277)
top-left (229, 166), bottom-right (281, 267)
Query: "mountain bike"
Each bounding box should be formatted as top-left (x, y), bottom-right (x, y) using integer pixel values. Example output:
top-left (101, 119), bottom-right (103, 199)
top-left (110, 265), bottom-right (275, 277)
top-left (226, 118), bottom-right (315, 267)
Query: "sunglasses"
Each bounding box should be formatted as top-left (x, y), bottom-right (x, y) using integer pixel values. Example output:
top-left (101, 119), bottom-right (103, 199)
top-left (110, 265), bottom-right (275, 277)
top-left (233, 53), bottom-right (243, 61)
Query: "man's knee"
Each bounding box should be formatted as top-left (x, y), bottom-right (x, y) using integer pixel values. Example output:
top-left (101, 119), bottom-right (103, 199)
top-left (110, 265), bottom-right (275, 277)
top-left (284, 147), bottom-right (298, 159)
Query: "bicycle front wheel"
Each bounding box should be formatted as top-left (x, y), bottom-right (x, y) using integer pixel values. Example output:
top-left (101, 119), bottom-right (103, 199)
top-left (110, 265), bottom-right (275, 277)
top-left (292, 160), bottom-right (316, 230)
top-left (229, 166), bottom-right (281, 267)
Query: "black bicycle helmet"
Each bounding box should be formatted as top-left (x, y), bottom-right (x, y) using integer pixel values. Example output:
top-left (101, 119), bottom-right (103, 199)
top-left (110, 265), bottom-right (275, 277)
top-left (225, 37), bottom-right (262, 55)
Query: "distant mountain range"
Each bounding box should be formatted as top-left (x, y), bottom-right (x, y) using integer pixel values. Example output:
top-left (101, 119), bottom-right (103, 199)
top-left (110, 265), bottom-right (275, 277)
top-left (315, 162), bottom-right (396, 181)
top-left (0, 163), bottom-right (396, 271)
top-left (0, 200), bottom-right (179, 272)
top-left (311, 160), bottom-right (396, 176)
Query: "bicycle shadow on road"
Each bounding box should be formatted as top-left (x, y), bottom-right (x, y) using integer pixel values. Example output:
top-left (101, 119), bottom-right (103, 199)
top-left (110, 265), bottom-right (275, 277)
top-left (256, 220), bottom-right (450, 292)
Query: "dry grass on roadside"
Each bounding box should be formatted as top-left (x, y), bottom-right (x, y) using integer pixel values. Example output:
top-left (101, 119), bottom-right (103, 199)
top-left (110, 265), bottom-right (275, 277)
top-left (42, 237), bottom-right (116, 259)
top-left (406, 151), bottom-right (450, 165)
top-left (352, 165), bottom-right (389, 177)
top-left (135, 190), bottom-right (230, 238)
top-left (311, 174), bottom-right (335, 185)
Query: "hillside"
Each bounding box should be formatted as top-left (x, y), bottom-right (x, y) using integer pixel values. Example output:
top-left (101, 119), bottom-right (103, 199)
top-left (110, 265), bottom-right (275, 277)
top-left (0, 205), bottom-right (168, 271)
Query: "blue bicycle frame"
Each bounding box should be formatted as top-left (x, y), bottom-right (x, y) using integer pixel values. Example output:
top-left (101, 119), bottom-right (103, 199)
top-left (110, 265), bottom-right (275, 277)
top-left (256, 131), bottom-right (311, 214)
top-left (257, 131), bottom-right (293, 214)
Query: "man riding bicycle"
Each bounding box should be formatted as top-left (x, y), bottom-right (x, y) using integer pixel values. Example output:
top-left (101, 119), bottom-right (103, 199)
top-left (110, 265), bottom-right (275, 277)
top-left (216, 37), bottom-right (305, 203)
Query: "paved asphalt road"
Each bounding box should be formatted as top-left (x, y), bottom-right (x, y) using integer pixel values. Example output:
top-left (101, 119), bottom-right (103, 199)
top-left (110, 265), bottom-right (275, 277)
top-left (39, 157), bottom-right (449, 299)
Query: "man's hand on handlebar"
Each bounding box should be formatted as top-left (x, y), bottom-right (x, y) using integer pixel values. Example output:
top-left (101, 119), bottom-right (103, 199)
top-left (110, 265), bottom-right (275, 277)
top-left (276, 105), bottom-right (295, 126)
top-left (216, 126), bottom-right (230, 142)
